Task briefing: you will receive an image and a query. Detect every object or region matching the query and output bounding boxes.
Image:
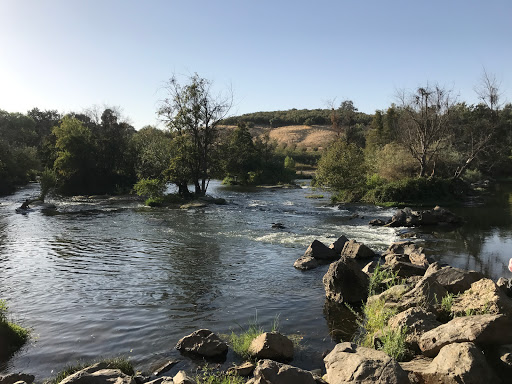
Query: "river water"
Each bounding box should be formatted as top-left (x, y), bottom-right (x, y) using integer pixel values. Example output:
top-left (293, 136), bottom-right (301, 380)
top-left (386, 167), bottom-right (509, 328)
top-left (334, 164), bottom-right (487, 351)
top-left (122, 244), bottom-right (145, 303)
top-left (1, 181), bottom-right (511, 379)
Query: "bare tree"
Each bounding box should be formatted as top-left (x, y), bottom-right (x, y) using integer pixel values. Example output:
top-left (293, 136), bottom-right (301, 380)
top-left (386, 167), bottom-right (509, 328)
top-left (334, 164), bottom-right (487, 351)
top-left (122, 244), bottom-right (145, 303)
top-left (157, 73), bottom-right (233, 195)
top-left (397, 84), bottom-right (456, 177)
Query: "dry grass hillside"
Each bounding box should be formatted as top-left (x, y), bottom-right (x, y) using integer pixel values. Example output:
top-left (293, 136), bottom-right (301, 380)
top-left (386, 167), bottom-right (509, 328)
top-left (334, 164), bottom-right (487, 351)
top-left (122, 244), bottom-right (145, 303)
top-left (220, 124), bottom-right (336, 150)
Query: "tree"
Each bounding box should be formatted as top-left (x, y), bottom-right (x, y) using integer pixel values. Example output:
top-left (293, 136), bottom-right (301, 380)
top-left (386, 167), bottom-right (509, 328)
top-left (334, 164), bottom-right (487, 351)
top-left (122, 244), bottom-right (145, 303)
top-left (221, 123), bottom-right (258, 184)
top-left (397, 84), bottom-right (456, 177)
top-left (315, 139), bottom-right (366, 191)
top-left (132, 126), bottom-right (173, 180)
top-left (158, 73), bottom-right (232, 196)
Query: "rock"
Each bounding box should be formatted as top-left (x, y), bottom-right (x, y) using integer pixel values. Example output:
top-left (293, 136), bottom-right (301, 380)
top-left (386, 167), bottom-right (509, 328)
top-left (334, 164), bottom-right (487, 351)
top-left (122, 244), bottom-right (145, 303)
top-left (173, 370), bottom-right (195, 384)
top-left (424, 261), bottom-right (444, 276)
top-left (323, 342), bottom-right (409, 384)
top-left (248, 332), bottom-right (294, 361)
top-left (227, 361), bottom-right (255, 377)
top-left (488, 344), bottom-right (512, 378)
top-left (362, 260), bottom-right (379, 275)
top-left (59, 367), bottom-right (135, 384)
top-left (341, 240), bottom-right (375, 259)
top-left (394, 275), bottom-right (447, 313)
top-left (153, 360), bottom-right (179, 376)
top-left (388, 307), bottom-right (442, 351)
top-left (197, 196), bottom-right (227, 205)
top-left (272, 222), bottom-right (286, 229)
top-left (419, 314), bottom-right (512, 357)
top-left (496, 277), bottom-right (512, 297)
top-left (294, 255), bottom-right (320, 270)
top-left (179, 201), bottom-right (207, 209)
top-left (323, 257), bottom-right (369, 304)
top-left (367, 284), bottom-right (411, 307)
top-left (175, 329), bottom-right (228, 358)
top-left (145, 377), bottom-right (173, 384)
top-left (451, 278), bottom-right (512, 317)
top-left (329, 235), bottom-right (349, 255)
top-left (387, 206), bottom-right (462, 227)
top-left (249, 359), bottom-right (316, 384)
top-left (383, 241), bottom-right (433, 268)
top-left (303, 240), bottom-right (337, 261)
top-left (0, 374), bottom-right (35, 384)
top-left (387, 260), bottom-right (426, 278)
top-left (403, 342), bottom-right (497, 384)
top-left (426, 265), bottom-right (485, 294)
top-left (369, 219), bottom-right (386, 226)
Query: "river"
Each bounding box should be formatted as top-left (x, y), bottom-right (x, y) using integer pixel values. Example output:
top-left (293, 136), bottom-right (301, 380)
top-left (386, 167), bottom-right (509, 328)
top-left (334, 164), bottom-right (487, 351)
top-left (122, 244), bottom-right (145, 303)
top-left (1, 181), bottom-right (511, 380)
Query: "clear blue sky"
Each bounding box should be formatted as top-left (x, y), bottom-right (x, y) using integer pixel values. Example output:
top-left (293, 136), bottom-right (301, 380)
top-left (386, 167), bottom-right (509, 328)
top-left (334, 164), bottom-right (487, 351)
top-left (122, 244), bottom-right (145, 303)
top-left (1, 0), bottom-right (510, 129)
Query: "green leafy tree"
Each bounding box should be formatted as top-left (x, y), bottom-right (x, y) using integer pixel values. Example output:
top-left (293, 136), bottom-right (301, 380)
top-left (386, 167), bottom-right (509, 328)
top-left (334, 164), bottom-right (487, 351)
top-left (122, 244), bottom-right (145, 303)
top-left (221, 123), bottom-right (258, 184)
top-left (158, 73), bottom-right (232, 195)
top-left (132, 125), bottom-right (173, 180)
top-left (315, 139), bottom-right (366, 191)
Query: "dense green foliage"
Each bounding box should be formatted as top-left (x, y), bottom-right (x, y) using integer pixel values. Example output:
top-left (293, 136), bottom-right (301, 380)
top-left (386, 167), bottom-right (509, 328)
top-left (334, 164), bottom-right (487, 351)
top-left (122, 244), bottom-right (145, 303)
top-left (0, 299), bottom-right (30, 358)
top-left (222, 106), bottom-right (372, 128)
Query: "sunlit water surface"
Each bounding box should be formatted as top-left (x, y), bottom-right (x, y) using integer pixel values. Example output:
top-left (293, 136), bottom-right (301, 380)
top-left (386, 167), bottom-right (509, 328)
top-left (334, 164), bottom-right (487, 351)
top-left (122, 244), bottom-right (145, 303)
top-left (1, 181), bottom-right (511, 379)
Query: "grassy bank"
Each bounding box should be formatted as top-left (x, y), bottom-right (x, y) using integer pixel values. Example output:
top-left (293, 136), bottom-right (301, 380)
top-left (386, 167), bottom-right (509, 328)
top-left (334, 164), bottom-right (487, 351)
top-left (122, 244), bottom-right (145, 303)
top-left (0, 299), bottom-right (30, 357)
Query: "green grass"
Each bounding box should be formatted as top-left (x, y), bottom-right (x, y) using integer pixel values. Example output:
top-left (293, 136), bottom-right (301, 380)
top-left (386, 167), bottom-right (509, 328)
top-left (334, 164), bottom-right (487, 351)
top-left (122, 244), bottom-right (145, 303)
top-left (305, 194), bottom-right (324, 199)
top-left (228, 314), bottom-right (281, 359)
top-left (0, 299), bottom-right (30, 355)
top-left (44, 357), bottom-right (134, 384)
top-left (377, 326), bottom-right (408, 361)
top-left (368, 264), bottom-right (403, 296)
top-left (196, 366), bottom-right (245, 384)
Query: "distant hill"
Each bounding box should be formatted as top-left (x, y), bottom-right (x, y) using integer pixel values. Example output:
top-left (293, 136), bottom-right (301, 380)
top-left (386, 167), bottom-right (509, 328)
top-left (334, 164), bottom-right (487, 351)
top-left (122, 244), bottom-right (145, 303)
top-left (221, 108), bottom-right (373, 150)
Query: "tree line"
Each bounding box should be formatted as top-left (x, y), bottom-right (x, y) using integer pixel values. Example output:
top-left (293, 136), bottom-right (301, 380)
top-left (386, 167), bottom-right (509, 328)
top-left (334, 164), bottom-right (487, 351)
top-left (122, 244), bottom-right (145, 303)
top-left (314, 71), bottom-right (512, 204)
top-left (0, 74), bottom-right (295, 200)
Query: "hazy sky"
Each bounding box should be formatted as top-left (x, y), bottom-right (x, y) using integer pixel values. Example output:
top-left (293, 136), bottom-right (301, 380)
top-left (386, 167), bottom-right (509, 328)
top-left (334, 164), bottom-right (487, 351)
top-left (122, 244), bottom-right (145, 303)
top-left (1, 0), bottom-right (510, 129)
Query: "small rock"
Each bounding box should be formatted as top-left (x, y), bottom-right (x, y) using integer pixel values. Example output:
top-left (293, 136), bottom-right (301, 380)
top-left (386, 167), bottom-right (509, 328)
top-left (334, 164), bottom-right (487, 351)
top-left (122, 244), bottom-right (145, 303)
top-left (248, 332), bottom-right (294, 361)
top-left (250, 359), bottom-right (316, 384)
top-left (175, 329), bottom-right (228, 358)
top-left (369, 219), bottom-right (386, 226)
top-left (294, 255), bottom-right (320, 271)
top-left (173, 370), bottom-right (195, 384)
top-left (227, 362), bottom-right (255, 377)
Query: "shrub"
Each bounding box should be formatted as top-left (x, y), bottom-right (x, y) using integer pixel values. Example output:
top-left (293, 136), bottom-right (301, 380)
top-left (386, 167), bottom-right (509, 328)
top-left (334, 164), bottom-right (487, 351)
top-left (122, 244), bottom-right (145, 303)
top-left (133, 178), bottom-right (166, 199)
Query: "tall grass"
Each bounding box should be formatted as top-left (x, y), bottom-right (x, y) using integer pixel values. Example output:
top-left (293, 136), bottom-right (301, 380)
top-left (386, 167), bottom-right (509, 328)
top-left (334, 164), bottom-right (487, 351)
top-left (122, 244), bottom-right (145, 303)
top-left (196, 366), bottom-right (244, 384)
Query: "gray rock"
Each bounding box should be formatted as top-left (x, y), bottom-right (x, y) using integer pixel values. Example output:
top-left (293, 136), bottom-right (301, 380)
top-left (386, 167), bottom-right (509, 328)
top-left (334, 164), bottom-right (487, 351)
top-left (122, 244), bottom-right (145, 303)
top-left (144, 377), bottom-right (173, 384)
top-left (419, 314), bottom-right (512, 357)
top-left (323, 342), bottom-right (409, 384)
top-left (227, 361), bottom-right (255, 377)
top-left (58, 368), bottom-right (135, 384)
top-left (294, 255), bottom-right (320, 270)
top-left (403, 342), bottom-right (498, 384)
top-left (451, 278), bottom-right (512, 317)
top-left (387, 260), bottom-right (426, 278)
top-left (426, 266), bottom-right (485, 294)
top-left (173, 370), bottom-right (195, 384)
top-left (329, 236), bottom-right (349, 255)
top-left (362, 260), bottom-right (379, 275)
top-left (0, 374), bottom-right (35, 384)
top-left (341, 240), bottom-right (375, 259)
top-left (323, 257), bottom-right (369, 304)
top-left (249, 359), bottom-right (316, 384)
top-left (388, 307), bottom-right (441, 351)
top-left (394, 275), bottom-right (447, 313)
top-left (248, 332), bottom-right (294, 362)
top-left (303, 240), bottom-right (337, 261)
top-left (153, 360), bottom-right (179, 376)
top-left (175, 329), bottom-right (228, 358)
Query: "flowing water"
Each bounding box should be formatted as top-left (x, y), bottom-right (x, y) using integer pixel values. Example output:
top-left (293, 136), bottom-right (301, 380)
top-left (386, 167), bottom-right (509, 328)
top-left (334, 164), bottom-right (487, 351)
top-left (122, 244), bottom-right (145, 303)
top-left (1, 181), bottom-right (511, 380)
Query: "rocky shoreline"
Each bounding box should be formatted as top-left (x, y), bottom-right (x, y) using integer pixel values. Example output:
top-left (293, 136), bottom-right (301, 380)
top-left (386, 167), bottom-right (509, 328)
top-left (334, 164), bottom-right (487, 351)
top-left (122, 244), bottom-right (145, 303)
top-left (3, 207), bottom-right (512, 384)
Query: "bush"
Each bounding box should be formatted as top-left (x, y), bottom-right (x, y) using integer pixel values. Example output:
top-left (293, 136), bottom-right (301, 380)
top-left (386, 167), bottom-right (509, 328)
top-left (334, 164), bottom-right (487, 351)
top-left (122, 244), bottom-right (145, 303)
top-left (133, 178), bottom-right (166, 199)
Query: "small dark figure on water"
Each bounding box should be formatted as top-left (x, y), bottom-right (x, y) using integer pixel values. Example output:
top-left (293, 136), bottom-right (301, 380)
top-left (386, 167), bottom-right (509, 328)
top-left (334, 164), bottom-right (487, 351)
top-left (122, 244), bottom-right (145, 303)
top-left (20, 199), bottom-right (30, 209)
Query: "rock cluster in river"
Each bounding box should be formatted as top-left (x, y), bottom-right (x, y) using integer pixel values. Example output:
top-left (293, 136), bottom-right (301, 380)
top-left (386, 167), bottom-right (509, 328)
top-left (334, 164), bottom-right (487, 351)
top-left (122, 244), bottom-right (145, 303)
top-left (369, 206), bottom-right (463, 227)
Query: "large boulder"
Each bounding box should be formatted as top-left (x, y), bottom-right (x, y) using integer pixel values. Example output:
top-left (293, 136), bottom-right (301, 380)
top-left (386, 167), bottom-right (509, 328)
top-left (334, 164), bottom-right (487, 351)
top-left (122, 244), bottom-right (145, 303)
top-left (323, 342), bottom-right (409, 384)
top-left (419, 314), bottom-right (512, 357)
top-left (401, 342), bottom-right (497, 384)
top-left (0, 374), bottom-right (35, 384)
top-left (175, 329), bottom-right (228, 358)
top-left (451, 278), bottom-right (512, 317)
top-left (388, 307), bottom-right (441, 351)
top-left (58, 364), bottom-right (135, 384)
top-left (341, 240), bottom-right (375, 259)
top-left (247, 359), bottom-right (316, 384)
top-left (393, 275), bottom-right (447, 313)
top-left (303, 240), bottom-right (337, 261)
top-left (424, 265), bottom-right (484, 294)
top-left (329, 235), bottom-right (349, 255)
top-left (248, 332), bottom-right (294, 362)
top-left (323, 257), bottom-right (369, 304)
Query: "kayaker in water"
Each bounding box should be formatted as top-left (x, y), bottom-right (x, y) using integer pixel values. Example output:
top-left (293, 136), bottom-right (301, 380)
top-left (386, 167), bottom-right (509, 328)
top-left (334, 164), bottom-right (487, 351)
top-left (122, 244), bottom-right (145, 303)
top-left (20, 199), bottom-right (30, 210)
